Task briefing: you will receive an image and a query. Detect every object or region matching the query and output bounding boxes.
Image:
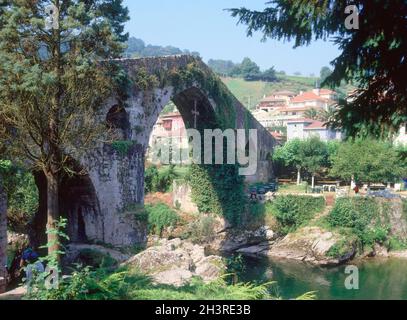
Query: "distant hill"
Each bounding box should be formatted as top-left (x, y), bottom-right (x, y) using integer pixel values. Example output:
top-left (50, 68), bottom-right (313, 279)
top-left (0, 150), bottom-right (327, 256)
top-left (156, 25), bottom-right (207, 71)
top-left (124, 37), bottom-right (200, 58)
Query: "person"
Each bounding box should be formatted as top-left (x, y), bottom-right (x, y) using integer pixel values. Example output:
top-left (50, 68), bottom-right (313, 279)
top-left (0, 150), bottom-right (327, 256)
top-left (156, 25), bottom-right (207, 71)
top-left (20, 248), bottom-right (45, 284)
top-left (353, 185), bottom-right (360, 194)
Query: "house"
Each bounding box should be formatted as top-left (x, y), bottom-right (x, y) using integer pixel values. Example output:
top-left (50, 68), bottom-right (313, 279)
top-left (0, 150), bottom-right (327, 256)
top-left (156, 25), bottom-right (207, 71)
top-left (287, 118), bottom-right (343, 142)
top-left (289, 90), bottom-right (334, 111)
top-left (257, 90), bottom-right (294, 111)
top-left (147, 112), bottom-right (188, 163)
top-left (394, 123), bottom-right (407, 146)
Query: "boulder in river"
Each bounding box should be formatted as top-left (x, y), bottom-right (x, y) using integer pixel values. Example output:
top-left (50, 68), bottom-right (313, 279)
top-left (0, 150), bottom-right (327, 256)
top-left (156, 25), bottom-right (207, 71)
top-left (125, 238), bottom-right (225, 286)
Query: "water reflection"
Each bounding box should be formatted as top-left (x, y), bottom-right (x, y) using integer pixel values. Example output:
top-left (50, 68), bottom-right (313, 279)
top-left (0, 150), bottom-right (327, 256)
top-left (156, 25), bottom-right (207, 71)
top-left (239, 256), bottom-right (407, 300)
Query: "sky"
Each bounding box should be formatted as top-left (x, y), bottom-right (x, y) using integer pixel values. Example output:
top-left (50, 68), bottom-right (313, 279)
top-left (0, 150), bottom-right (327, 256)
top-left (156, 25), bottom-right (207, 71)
top-left (123, 0), bottom-right (341, 76)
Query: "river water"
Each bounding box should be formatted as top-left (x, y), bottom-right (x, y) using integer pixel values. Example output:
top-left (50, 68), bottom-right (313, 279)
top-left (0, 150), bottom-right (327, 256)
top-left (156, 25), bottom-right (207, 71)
top-left (238, 256), bottom-right (407, 300)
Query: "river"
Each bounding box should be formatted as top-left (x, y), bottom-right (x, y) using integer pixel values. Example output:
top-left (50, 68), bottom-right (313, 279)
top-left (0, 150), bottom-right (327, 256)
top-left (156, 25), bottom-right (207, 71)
top-left (238, 256), bottom-right (407, 300)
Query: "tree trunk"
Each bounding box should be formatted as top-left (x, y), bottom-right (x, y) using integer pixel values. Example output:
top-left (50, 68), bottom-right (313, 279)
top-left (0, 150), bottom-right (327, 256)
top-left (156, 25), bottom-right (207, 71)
top-left (0, 178), bottom-right (7, 293)
top-left (46, 171), bottom-right (60, 261)
top-left (312, 175), bottom-right (316, 189)
top-left (297, 168), bottom-right (301, 186)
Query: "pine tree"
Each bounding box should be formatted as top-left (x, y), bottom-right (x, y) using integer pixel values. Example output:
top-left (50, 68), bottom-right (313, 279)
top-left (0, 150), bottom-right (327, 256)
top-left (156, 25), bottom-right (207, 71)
top-left (0, 176), bottom-right (6, 294)
top-left (0, 0), bottom-right (129, 260)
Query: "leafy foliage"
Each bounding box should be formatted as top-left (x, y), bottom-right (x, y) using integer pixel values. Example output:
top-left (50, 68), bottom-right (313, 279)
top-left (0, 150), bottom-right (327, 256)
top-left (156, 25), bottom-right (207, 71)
top-left (188, 164), bottom-right (246, 226)
top-left (328, 197), bottom-right (390, 249)
top-left (182, 214), bottom-right (217, 244)
top-left (144, 165), bottom-right (177, 193)
top-left (0, 160), bottom-right (38, 232)
top-left (111, 141), bottom-right (135, 156)
top-left (145, 203), bottom-right (180, 236)
top-left (24, 265), bottom-right (278, 300)
top-left (330, 138), bottom-right (406, 183)
top-left (125, 37), bottom-right (200, 58)
top-left (269, 195), bottom-right (325, 234)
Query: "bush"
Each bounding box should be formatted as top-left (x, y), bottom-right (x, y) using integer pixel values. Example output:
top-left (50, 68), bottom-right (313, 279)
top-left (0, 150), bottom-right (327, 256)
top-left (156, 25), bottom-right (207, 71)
top-left (326, 238), bottom-right (357, 259)
top-left (144, 165), bottom-right (176, 193)
top-left (0, 161), bottom-right (38, 232)
top-left (145, 203), bottom-right (180, 236)
top-left (328, 197), bottom-right (390, 249)
top-left (269, 195), bottom-right (325, 234)
top-left (386, 236), bottom-right (407, 251)
top-left (183, 214), bottom-right (217, 244)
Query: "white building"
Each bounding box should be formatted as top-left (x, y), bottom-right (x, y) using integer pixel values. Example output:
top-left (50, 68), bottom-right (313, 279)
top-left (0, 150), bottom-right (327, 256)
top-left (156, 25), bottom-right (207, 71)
top-left (287, 119), bottom-right (343, 142)
top-left (394, 123), bottom-right (407, 146)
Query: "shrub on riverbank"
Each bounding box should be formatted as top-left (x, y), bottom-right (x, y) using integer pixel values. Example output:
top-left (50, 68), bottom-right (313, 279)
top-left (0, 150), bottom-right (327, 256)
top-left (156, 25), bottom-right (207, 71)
top-left (267, 195), bottom-right (325, 234)
top-left (145, 203), bottom-right (180, 236)
top-left (327, 197), bottom-right (391, 251)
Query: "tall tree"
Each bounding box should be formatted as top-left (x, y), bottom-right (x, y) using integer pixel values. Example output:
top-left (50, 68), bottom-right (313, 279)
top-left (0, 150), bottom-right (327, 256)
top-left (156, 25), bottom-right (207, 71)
top-left (0, 176), bottom-right (6, 294)
top-left (230, 1), bottom-right (407, 137)
top-left (320, 66), bottom-right (333, 84)
top-left (273, 139), bottom-right (304, 185)
top-left (330, 138), bottom-right (406, 185)
top-left (298, 137), bottom-right (328, 188)
top-left (0, 0), bottom-right (129, 259)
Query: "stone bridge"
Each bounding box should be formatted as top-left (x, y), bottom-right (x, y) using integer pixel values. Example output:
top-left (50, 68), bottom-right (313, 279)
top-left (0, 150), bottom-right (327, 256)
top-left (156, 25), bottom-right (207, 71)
top-left (33, 55), bottom-right (277, 248)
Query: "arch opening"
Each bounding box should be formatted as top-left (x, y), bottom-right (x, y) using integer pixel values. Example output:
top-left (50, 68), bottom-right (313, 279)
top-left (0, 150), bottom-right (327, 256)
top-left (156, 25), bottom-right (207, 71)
top-left (106, 104), bottom-right (131, 140)
top-left (32, 161), bottom-right (102, 248)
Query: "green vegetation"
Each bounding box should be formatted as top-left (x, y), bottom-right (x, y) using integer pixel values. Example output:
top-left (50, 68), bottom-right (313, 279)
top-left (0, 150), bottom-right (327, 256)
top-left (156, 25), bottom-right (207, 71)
top-left (24, 265), bottom-right (282, 300)
top-left (111, 141), bottom-right (135, 156)
top-left (125, 37), bottom-right (200, 58)
top-left (188, 164), bottom-right (246, 226)
top-left (0, 0), bottom-right (130, 259)
top-left (221, 76), bottom-right (313, 110)
top-left (182, 214), bottom-right (217, 244)
top-left (327, 197), bottom-right (390, 250)
top-left (274, 137), bottom-right (406, 187)
top-left (326, 238), bottom-right (357, 259)
top-left (145, 165), bottom-right (177, 193)
top-left (330, 138), bottom-right (407, 184)
top-left (145, 203), bottom-right (180, 236)
top-left (267, 195), bottom-right (325, 234)
top-left (273, 137), bottom-right (329, 187)
top-left (0, 160), bottom-right (38, 232)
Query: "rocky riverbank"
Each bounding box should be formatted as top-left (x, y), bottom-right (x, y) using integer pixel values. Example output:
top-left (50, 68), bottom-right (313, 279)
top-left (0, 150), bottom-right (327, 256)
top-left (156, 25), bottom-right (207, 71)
top-left (124, 238), bottom-right (225, 287)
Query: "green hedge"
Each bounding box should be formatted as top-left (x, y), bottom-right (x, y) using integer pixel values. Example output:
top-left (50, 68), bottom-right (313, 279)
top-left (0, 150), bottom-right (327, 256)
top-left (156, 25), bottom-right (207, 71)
top-left (268, 195), bottom-right (325, 234)
top-left (327, 197), bottom-right (390, 249)
top-left (145, 203), bottom-right (180, 236)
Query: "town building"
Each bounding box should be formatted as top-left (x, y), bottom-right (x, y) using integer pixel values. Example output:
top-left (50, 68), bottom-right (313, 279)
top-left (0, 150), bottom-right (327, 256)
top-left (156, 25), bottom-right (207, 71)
top-left (394, 123), bottom-right (407, 146)
top-left (147, 112), bottom-right (188, 163)
top-left (286, 118), bottom-right (343, 142)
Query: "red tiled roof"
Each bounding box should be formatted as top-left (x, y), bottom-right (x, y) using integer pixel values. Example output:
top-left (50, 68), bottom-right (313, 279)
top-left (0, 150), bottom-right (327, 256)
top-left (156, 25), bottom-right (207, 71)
top-left (291, 91), bottom-right (328, 103)
top-left (304, 120), bottom-right (327, 130)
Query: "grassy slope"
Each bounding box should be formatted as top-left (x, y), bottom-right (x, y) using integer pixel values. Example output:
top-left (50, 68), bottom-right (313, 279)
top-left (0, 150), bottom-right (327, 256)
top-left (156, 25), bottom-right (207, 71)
top-left (221, 75), bottom-right (317, 110)
top-left (221, 75), bottom-right (354, 110)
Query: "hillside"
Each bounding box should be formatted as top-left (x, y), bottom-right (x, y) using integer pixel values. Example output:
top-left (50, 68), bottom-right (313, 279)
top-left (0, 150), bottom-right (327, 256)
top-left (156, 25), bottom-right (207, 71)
top-left (221, 75), bottom-right (354, 110)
